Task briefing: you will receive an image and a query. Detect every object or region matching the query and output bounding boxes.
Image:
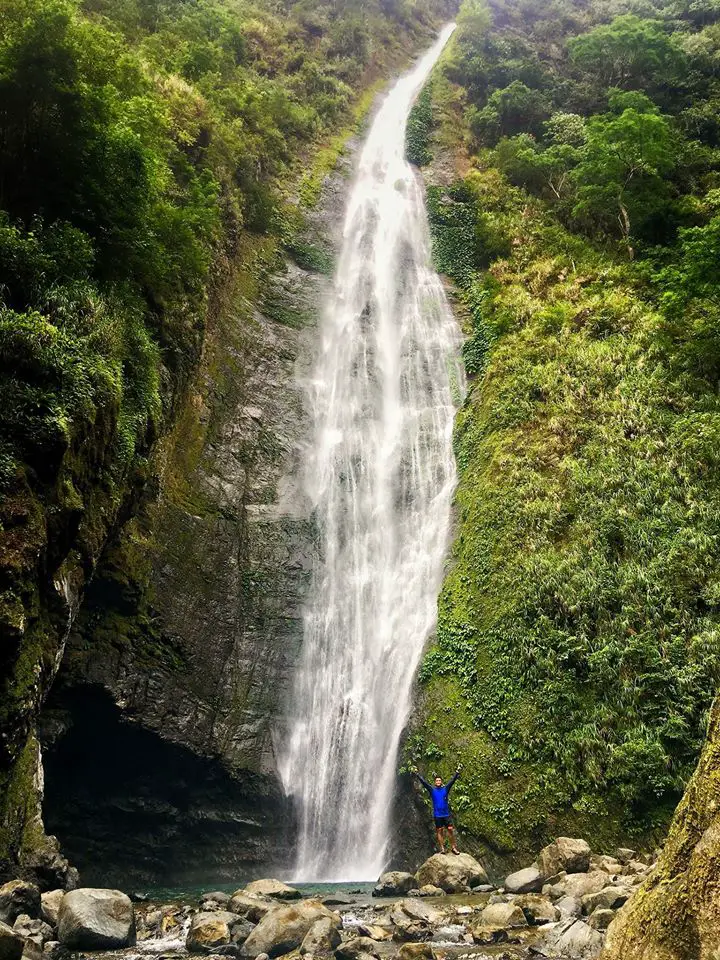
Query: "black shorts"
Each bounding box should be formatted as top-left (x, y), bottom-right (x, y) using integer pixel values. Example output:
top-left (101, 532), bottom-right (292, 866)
top-left (434, 816), bottom-right (453, 828)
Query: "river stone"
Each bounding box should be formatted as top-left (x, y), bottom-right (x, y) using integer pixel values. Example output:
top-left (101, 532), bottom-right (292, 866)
top-left (581, 886), bottom-right (632, 915)
top-left (372, 874), bottom-right (416, 898)
top-left (187, 912), bottom-right (242, 953)
top-left (472, 902), bottom-right (525, 941)
top-left (555, 896), bottom-right (582, 920)
top-left (504, 867), bottom-right (543, 894)
top-left (539, 918), bottom-right (603, 959)
top-left (613, 848), bottom-right (637, 864)
top-left (592, 855), bottom-right (622, 876)
top-left (586, 909), bottom-right (614, 932)
top-left (300, 918), bottom-right (340, 955)
top-left (229, 895), bottom-right (273, 923)
top-left (513, 895), bottom-right (558, 925)
top-left (320, 895), bottom-right (353, 907)
top-left (0, 922), bottom-right (24, 960)
top-left (39, 893), bottom-right (64, 929)
top-left (415, 854), bottom-right (488, 893)
top-left (561, 872), bottom-right (610, 901)
top-left (335, 937), bottom-right (380, 959)
top-left (417, 886), bottom-right (444, 898)
top-left (13, 917), bottom-right (53, 944)
top-left (356, 925), bottom-right (392, 942)
top-left (0, 884), bottom-right (41, 925)
top-left (394, 900), bottom-right (445, 926)
top-left (396, 945), bottom-right (432, 960)
top-left (538, 839), bottom-right (592, 878)
top-left (57, 889), bottom-right (135, 949)
top-left (243, 882), bottom-right (301, 902)
top-left (201, 893), bottom-right (231, 906)
top-left (240, 900), bottom-right (336, 958)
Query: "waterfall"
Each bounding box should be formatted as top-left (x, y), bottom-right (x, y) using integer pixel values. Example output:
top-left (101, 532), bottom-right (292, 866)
top-left (278, 24), bottom-right (463, 882)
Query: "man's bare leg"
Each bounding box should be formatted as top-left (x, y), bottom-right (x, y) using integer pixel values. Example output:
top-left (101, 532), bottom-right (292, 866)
top-left (448, 825), bottom-right (459, 854)
top-left (436, 826), bottom-right (446, 853)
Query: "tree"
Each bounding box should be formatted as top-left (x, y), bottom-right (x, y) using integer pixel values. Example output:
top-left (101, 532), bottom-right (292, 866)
top-left (568, 15), bottom-right (687, 90)
top-left (572, 91), bottom-right (677, 247)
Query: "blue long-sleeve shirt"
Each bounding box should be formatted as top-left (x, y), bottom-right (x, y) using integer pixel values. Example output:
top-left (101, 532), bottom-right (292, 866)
top-left (416, 771), bottom-right (459, 818)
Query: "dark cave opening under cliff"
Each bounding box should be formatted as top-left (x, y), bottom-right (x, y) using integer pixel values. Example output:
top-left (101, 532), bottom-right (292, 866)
top-left (40, 684), bottom-right (294, 890)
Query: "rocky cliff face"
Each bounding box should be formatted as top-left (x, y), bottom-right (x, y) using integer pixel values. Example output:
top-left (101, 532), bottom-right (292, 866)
top-left (602, 695), bottom-right (720, 960)
top-left (34, 156), bottom-right (357, 887)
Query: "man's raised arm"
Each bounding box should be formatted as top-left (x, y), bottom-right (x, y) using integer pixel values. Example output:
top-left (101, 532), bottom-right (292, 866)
top-left (413, 770), bottom-right (432, 791)
top-left (446, 768), bottom-right (461, 791)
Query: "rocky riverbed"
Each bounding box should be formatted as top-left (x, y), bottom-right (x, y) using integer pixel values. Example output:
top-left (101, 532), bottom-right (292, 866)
top-left (0, 839), bottom-right (656, 960)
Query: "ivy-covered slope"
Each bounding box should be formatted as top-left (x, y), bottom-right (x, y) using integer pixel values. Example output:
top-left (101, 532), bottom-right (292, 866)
top-left (405, 0), bottom-right (720, 863)
top-left (0, 0), bottom-right (453, 882)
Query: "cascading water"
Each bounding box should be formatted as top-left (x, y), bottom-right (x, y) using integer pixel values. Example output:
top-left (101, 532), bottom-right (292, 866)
top-left (278, 24), bottom-right (463, 882)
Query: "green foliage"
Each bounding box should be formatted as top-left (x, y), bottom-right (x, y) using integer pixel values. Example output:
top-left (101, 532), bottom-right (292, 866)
top-left (406, 83), bottom-right (434, 166)
top-left (411, 0), bottom-right (720, 858)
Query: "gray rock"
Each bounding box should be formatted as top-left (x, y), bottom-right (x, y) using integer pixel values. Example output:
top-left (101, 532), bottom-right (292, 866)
top-left (396, 945), bottom-right (432, 960)
top-left (201, 893), bottom-right (231, 906)
top-left (504, 867), bottom-right (543, 894)
top-left (241, 900), bottom-right (337, 958)
top-left (0, 884), bottom-right (41, 925)
top-left (243, 882), bottom-right (301, 902)
top-left (473, 902), bottom-right (526, 940)
top-left (300, 918), bottom-right (341, 956)
top-left (320, 895), bottom-right (353, 907)
top-left (231, 921), bottom-right (256, 945)
top-left (538, 838), bottom-right (592, 878)
top-left (555, 896), bottom-right (582, 920)
top-left (335, 938), bottom-right (380, 960)
top-left (57, 889), bottom-right (135, 950)
top-left (0, 922), bottom-right (24, 960)
top-left (591, 855), bottom-right (622, 876)
top-left (228, 895), bottom-right (273, 924)
top-left (471, 885), bottom-right (493, 894)
top-left (613, 848), bottom-right (637, 865)
top-left (561, 872), bottom-right (610, 901)
top-left (581, 886), bottom-right (632, 914)
top-left (392, 900), bottom-right (445, 926)
top-left (415, 853), bottom-right (489, 894)
top-left (624, 860), bottom-right (649, 876)
top-left (13, 917), bottom-right (53, 944)
top-left (513, 895), bottom-right (558, 925)
top-left (41, 942), bottom-right (68, 960)
top-left (586, 909), bottom-right (615, 932)
top-left (355, 925), bottom-right (391, 942)
top-left (539, 918), bottom-right (603, 958)
top-left (372, 873), bottom-right (416, 898)
top-left (39, 893), bottom-right (64, 929)
top-left (187, 911), bottom-right (243, 953)
top-left (416, 886), bottom-right (445, 898)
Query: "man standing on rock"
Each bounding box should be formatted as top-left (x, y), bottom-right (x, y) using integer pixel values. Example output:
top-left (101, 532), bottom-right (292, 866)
top-left (412, 767), bottom-right (461, 855)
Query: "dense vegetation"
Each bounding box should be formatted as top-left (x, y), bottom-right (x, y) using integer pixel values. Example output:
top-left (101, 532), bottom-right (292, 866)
top-left (409, 0), bottom-right (720, 859)
top-left (0, 0), bottom-right (452, 873)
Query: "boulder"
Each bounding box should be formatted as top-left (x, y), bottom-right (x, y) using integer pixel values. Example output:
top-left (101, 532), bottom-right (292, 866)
top-left (0, 885), bottom-right (41, 925)
top-left (355, 925), bottom-right (392, 942)
top-left (472, 902), bottom-right (526, 941)
top-left (335, 938), bottom-right (380, 960)
top-left (513, 896), bottom-right (558, 925)
top-left (372, 874), bottom-right (416, 898)
top-left (592, 856), bottom-right (622, 876)
top-left (539, 918), bottom-right (603, 959)
top-left (320, 895), bottom-right (352, 907)
top-left (243, 882), bottom-right (301, 902)
top-left (39, 893), bottom-right (64, 929)
top-left (0, 922), bottom-right (24, 960)
top-left (229, 895), bottom-right (273, 924)
top-left (393, 901), bottom-right (445, 926)
top-left (561, 872), bottom-right (610, 901)
top-left (538, 839), bottom-right (592, 878)
top-left (416, 887), bottom-right (444, 898)
top-left (13, 917), bottom-right (53, 944)
top-left (396, 945), bottom-right (432, 960)
top-left (555, 896), bottom-right (582, 920)
top-left (624, 860), bottom-right (649, 876)
top-left (581, 886), bottom-right (632, 915)
top-left (231, 921), bottom-right (256, 945)
top-left (241, 900), bottom-right (336, 958)
top-left (415, 854), bottom-right (488, 894)
top-left (586, 909), bottom-right (615, 932)
top-left (57, 889), bottom-right (135, 949)
top-left (613, 848), bottom-right (637, 865)
top-left (201, 893), bottom-right (231, 906)
top-left (41, 942), bottom-right (68, 960)
top-left (300, 918), bottom-right (341, 955)
top-left (504, 867), bottom-right (543, 894)
top-left (187, 912), bottom-right (243, 953)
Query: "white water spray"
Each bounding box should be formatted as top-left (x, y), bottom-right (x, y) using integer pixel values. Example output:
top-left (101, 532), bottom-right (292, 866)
top-left (279, 24), bottom-right (463, 882)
